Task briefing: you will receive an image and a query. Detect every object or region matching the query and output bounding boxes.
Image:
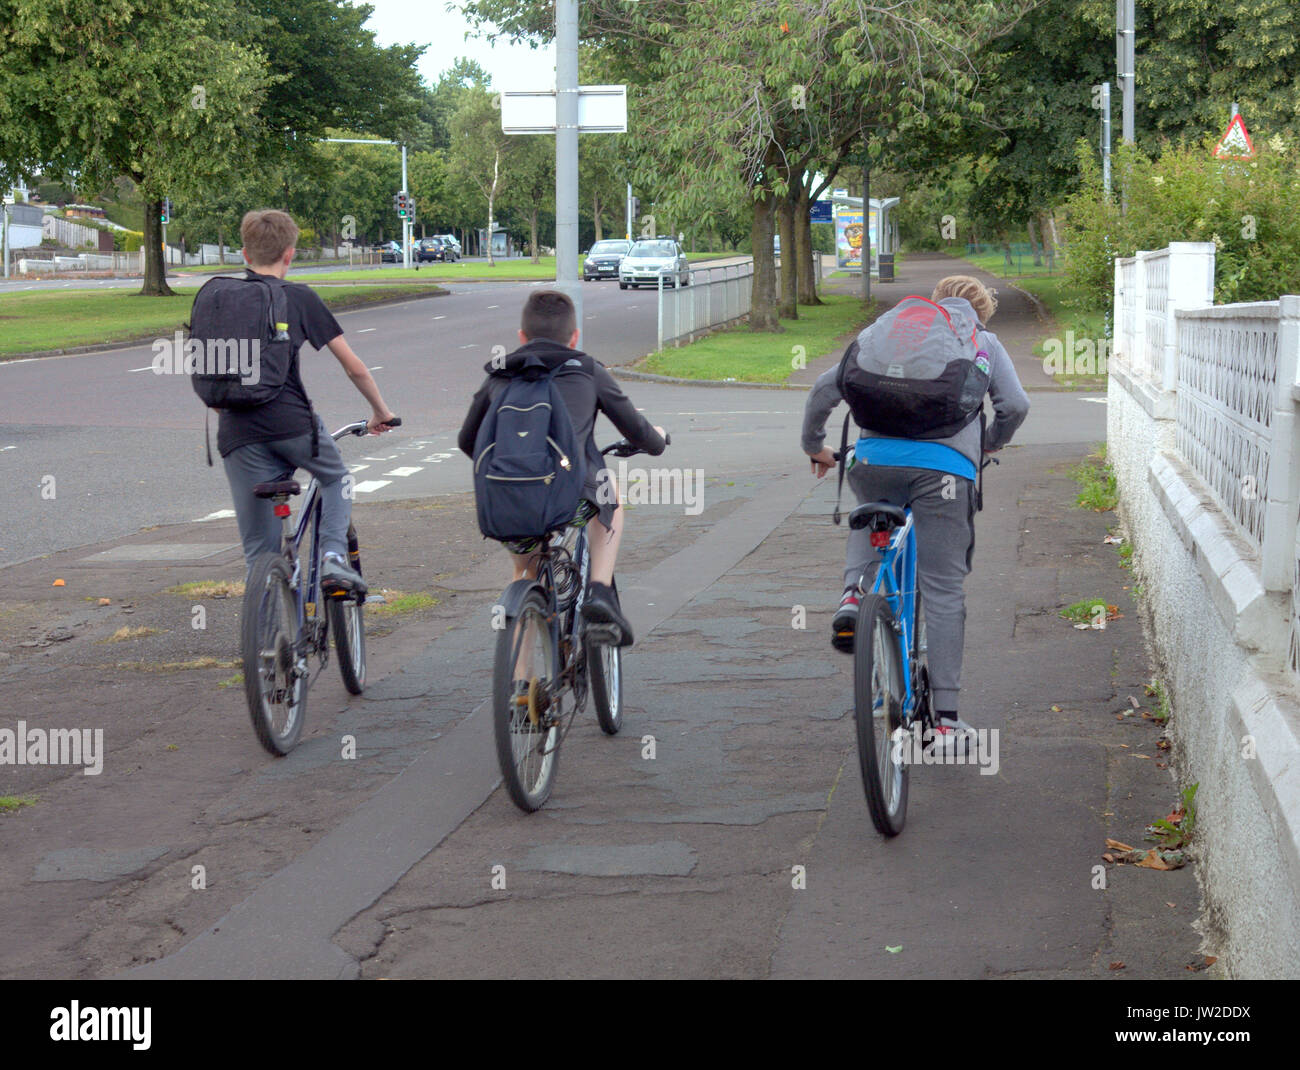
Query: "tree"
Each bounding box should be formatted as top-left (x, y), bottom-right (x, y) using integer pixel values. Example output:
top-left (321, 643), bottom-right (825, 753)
top-left (0, 0), bottom-right (276, 295)
top-left (448, 88), bottom-right (515, 265)
top-left (503, 135), bottom-right (556, 263)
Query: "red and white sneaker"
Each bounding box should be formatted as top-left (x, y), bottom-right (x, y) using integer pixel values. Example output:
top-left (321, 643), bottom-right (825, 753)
top-left (831, 587), bottom-right (860, 653)
top-left (927, 716), bottom-right (977, 758)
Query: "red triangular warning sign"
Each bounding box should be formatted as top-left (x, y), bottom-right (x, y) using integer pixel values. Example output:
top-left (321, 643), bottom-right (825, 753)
top-left (1214, 113), bottom-right (1256, 159)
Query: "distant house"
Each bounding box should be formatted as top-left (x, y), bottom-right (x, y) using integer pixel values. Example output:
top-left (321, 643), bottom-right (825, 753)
top-left (6, 202), bottom-right (44, 248)
top-left (64, 203), bottom-right (107, 221)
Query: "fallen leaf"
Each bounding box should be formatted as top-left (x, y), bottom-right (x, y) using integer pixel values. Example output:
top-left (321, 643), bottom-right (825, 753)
top-left (1050, 704), bottom-right (1062, 712)
top-left (1128, 695), bottom-right (1140, 708)
top-left (97, 597), bottom-right (111, 606)
top-left (1156, 738), bottom-right (1170, 750)
top-left (1106, 838), bottom-right (1136, 852)
top-left (52, 578), bottom-right (65, 587)
top-left (1204, 956), bottom-right (1217, 966)
top-left (1109, 961), bottom-right (1126, 970)
top-left (1102, 852), bottom-right (1115, 862)
top-left (1137, 850), bottom-right (1173, 870)
top-left (1132, 754), bottom-right (1152, 760)
top-left (1073, 623), bottom-right (1090, 630)
top-left (1166, 902), bottom-right (1176, 909)
top-left (885, 945), bottom-right (902, 954)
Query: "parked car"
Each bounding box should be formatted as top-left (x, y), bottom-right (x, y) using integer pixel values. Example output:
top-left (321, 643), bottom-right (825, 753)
top-left (619, 238), bottom-right (690, 289)
top-left (379, 240), bottom-right (403, 264)
top-left (434, 233), bottom-right (462, 258)
top-left (417, 237), bottom-right (448, 263)
top-left (583, 238), bottom-right (632, 281)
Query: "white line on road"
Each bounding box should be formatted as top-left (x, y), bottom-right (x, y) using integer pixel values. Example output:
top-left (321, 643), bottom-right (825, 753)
top-left (348, 464), bottom-right (369, 473)
top-left (361, 455), bottom-right (397, 461)
top-left (384, 466), bottom-right (423, 477)
top-left (1080, 397), bottom-right (1108, 404)
top-left (352, 480), bottom-right (392, 494)
top-left (357, 328), bottom-right (376, 333)
top-left (459, 343), bottom-right (478, 349)
top-left (127, 366), bottom-right (154, 373)
top-left (434, 315), bottom-right (446, 320)
top-left (194, 509), bottom-right (236, 522)
top-left (487, 305), bottom-right (499, 309)
top-left (369, 365), bottom-right (383, 371)
top-left (0, 445), bottom-right (16, 451)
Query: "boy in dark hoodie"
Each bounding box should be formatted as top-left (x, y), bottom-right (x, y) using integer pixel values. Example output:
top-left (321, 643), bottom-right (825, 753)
top-left (458, 290), bottom-right (667, 645)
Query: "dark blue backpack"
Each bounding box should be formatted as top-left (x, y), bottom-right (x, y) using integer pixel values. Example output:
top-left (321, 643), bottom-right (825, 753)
top-left (472, 362), bottom-right (587, 541)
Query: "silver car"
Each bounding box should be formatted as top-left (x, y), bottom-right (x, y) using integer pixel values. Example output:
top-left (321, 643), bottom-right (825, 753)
top-left (619, 238), bottom-right (690, 289)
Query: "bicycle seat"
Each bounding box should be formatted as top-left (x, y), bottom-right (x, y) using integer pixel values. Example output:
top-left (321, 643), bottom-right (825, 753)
top-left (253, 480), bottom-right (301, 499)
top-left (849, 501), bottom-right (907, 531)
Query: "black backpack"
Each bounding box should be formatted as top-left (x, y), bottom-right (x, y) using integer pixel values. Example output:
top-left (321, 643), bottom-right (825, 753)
top-left (188, 273), bottom-right (294, 411)
top-left (472, 360), bottom-right (588, 542)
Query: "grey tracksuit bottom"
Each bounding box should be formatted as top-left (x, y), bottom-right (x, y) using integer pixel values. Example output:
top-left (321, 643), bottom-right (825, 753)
top-left (845, 461), bottom-right (976, 714)
top-left (222, 417), bottom-right (351, 573)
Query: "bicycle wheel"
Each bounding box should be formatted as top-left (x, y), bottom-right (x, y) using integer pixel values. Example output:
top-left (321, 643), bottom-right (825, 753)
top-left (327, 525), bottom-right (365, 695)
top-left (853, 594), bottom-right (909, 836)
top-left (912, 589), bottom-right (931, 729)
top-left (241, 553), bottom-right (307, 756)
top-left (493, 588), bottom-right (560, 811)
top-left (587, 636), bottom-right (622, 734)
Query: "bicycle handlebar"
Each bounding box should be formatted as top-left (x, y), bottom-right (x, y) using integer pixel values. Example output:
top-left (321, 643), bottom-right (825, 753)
top-left (601, 431), bottom-right (670, 458)
top-left (331, 416), bottom-right (402, 441)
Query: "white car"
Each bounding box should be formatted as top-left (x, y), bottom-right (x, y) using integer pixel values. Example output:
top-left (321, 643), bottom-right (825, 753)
top-left (435, 233), bottom-right (462, 256)
top-left (619, 238), bottom-right (690, 289)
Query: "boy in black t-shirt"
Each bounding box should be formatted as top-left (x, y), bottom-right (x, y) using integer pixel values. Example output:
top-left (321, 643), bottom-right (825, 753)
top-left (220, 210), bottom-right (397, 593)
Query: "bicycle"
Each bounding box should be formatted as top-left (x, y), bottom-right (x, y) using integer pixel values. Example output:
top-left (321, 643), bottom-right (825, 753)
top-left (492, 434), bottom-right (669, 812)
top-left (239, 416), bottom-right (401, 756)
top-left (846, 453), bottom-right (997, 836)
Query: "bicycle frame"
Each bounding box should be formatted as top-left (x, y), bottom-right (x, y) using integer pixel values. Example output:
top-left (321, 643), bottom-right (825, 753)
top-left (863, 510), bottom-right (919, 721)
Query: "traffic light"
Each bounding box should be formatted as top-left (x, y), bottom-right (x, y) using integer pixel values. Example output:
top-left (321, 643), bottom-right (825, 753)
top-left (160, 199), bottom-right (170, 225)
top-left (395, 191), bottom-right (409, 219)
top-left (630, 196), bottom-right (640, 219)
top-left (406, 197), bottom-right (416, 223)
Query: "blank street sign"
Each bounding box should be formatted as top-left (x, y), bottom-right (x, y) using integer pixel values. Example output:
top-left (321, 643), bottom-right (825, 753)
top-left (501, 85), bottom-right (628, 134)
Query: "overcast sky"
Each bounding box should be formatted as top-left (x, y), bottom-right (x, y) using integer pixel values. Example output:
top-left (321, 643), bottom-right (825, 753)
top-left (363, 0), bottom-right (558, 92)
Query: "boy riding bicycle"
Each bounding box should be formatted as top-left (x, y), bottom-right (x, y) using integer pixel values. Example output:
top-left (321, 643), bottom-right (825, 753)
top-left (458, 290), bottom-right (667, 646)
top-left (802, 275), bottom-right (1029, 748)
top-left (213, 210), bottom-right (399, 594)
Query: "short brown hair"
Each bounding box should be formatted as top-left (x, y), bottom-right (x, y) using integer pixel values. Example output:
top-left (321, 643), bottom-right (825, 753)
top-left (521, 290), bottom-right (577, 343)
top-left (241, 209), bottom-right (299, 267)
top-left (931, 275), bottom-right (997, 324)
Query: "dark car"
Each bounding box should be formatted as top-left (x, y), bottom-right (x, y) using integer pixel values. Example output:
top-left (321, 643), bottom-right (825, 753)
top-left (583, 238), bottom-right (632, 281)
top-left (417, 237), bottom-right (447, 263)
top-left (380, 240), bottom-right (403, 264)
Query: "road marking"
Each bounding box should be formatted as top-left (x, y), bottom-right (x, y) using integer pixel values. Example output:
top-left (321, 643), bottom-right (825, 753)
top-left (361, 455), bottom-right (397, 461)
top-left (487, 304), bottom-right (499, 309)
top-left (351, 480), bottom-right (391, 494)
top-left (127, 366), bottom-right (155, 373)
top-left (421, 453), bottom-right (454, 462)
top-left (369, 365), bottom-right (383, 371)
top-left (348, 464), bottom-right (369, 473)
top-left (459, 343), bottom-right (478, 349)
top-left (1080, 397), bottom-right (1108, 404)
top-left (357, 328), bottom-right (376, 333)
top-left (0, 445), bottom-right (16, 452)
top-left (434, 315), bottom-right (446, 320)
top-left (384, 466), bottom-right (422, 477)
top-left (194, 509), bottom-right (236, 522)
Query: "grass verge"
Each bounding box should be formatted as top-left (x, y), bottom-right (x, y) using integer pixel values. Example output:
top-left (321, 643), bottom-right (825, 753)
top-left (165, 580), bottom-right (245, 598)
top-left (637, 293), bottom-right (871, 383)
top-left (0, 284), bottom-right (439, 358)
top-left (0, 795), bottom-right (37, 814)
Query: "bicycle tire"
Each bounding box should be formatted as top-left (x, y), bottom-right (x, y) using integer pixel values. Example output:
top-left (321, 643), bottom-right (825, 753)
top-left (328, 525), bottom-right (366, 695)
top-left (853, 594), bottom-right (909, 836)
top-left (587, 637), bottom-right (622, 734)
top-left (493, 588), bottom-right (560, 811)
top-left (241, 553), bottom-right (307, 756)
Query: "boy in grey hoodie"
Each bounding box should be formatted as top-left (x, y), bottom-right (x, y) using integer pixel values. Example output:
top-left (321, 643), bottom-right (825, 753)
top-left (801, 276), bottom-right (1029, 745)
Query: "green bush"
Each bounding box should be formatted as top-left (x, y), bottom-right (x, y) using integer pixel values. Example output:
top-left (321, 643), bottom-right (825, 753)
top-left (117, 230), bottom-right (144, 252)
top-left (1060, 135), bottom-right (1300, 311)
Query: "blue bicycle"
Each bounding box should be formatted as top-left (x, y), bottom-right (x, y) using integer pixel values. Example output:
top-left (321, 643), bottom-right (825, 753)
top-left (847, 499), bottom-right (932, 836)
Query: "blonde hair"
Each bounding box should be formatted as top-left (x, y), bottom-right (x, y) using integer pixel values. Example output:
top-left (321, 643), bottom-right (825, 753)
top-left (241, 209), bottom-right (299, 267)
top-left (931, 275), bottom-right (997, 324)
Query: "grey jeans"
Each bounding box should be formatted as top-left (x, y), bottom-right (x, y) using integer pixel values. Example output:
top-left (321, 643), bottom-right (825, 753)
top-left (844, 462), bottom-right (976, 714)
top-left (222, 417), bottom-right (351, 573)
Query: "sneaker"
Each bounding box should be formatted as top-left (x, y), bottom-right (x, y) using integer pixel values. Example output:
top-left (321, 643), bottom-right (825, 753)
top-left (927, 716), bottom-right (977, 758)
top-left (581, 582), bottom-right (633, 647)
top-left (831, 587), bottom-right (860, 653)
top-left (321, 552), bottom-right (367, 597)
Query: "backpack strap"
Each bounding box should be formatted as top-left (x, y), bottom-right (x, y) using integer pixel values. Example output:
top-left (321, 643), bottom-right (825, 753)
top-left (832, 410), bottom-right (851, 526)
top-left (976, 406), bottom-right (986, 512)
